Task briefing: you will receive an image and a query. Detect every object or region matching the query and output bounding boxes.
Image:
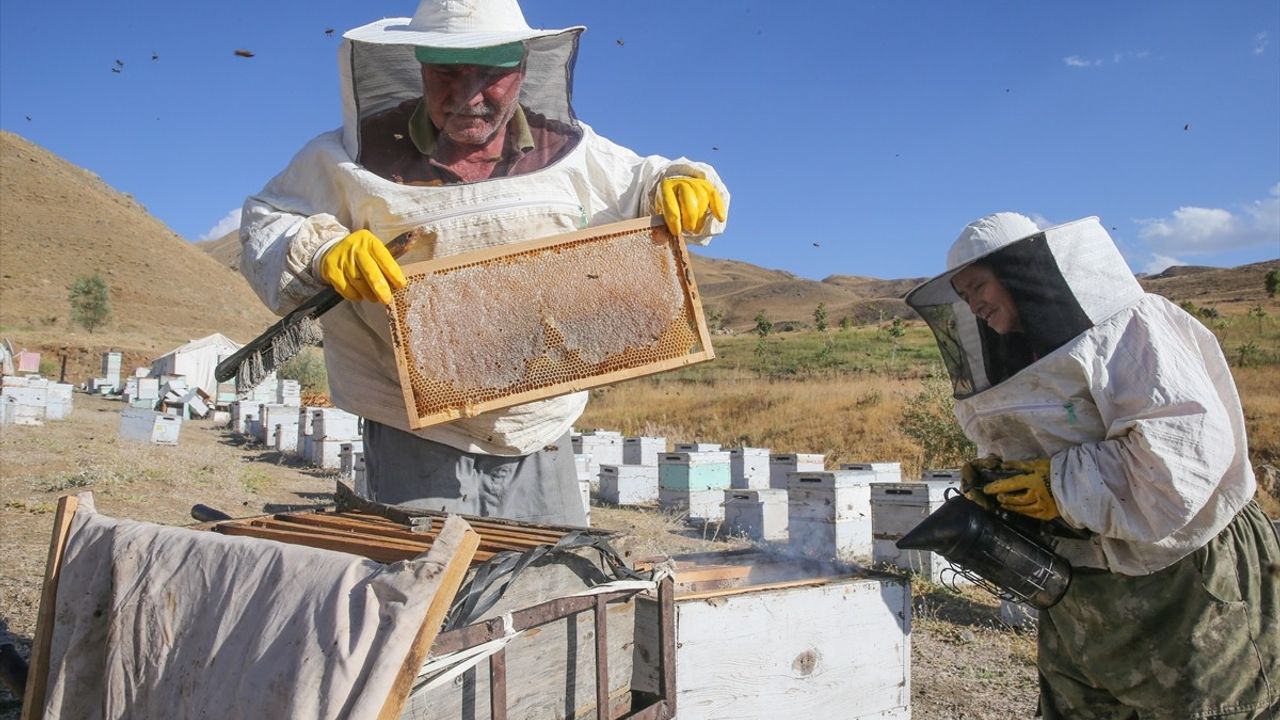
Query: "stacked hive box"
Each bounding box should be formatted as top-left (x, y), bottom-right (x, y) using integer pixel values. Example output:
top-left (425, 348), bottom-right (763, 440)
top-left (788, 469), bottom-right (877, 559)
top-left (598, 464), bottom-right (659, 506)
top-left (871, 479), bottom-right (966, 584)
top-left (723, 488), bottom-right (789, 540)
top-left (257, 404), bottom-right (298, 447)
top-left (922, 469), bottom-right (962, 482)
top-left (659, 451), bottom-right (730, 521)
top-left (730, 446), bottom-right (771, 489)
top-left (839, 461), bottom-right (902, 484)
top-left (1, 376), bottom-right (49, 426)
top-left (622, 436), bottom-right (665, 466)
top-left (276, 378), bottom-right (302, 406)
top-left (101, 351), bottom-right (122, 390)
top-left (339, 443), bottom-right (364, 480)
top-left (675, 441), bottom-right (720, 452)
top-left (294, 407), bottom-right (315, 459)
top-left (44, 382), bottom-right (74, 420)
top-left (769, 453), bottom-right (825, 490)
top-left (572, 430), bottom-right (623, 485)
top-left (310, 408), bottom-right (362, 469)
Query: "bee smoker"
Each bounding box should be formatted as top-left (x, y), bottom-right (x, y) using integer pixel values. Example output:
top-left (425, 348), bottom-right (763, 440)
top-left (895, 488), bottom-right (1072, 610)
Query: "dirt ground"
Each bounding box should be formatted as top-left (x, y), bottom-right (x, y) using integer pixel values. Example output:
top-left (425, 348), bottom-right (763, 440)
top-left (1, 393), bottom-right (1038, 719)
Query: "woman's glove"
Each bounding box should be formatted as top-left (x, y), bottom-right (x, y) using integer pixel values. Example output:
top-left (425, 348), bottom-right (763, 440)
top-left (656, 177), bottom-right (727, 236)
top-left (960, 455), bottom-right (1002, 510)
top-left (982, 458), bottom-right (1059, 521)
top-left (318, 229), bottom-right (407, 304)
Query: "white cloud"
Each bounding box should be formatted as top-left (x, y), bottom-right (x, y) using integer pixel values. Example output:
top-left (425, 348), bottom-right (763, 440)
top-left (1255, 32), bottom-right (1270, 55)
top-left (1063, 55), bottom-right (1101, 68)
top-left (1112, 50), bottom-right (1150, 63)
top-left (1136, 184), bottom-right (1280, 256)
top-left (198, 208), bottom-right (242, 241)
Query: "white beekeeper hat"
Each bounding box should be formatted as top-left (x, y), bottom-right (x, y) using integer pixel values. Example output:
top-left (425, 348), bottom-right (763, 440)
top-left (344, 0), bottom-right (583, 48)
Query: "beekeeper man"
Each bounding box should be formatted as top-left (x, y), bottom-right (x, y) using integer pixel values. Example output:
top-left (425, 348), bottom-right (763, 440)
top-left (906, 213), bottom-right (1278, 719)
top-left (239, 0), bottom-right (728, 525)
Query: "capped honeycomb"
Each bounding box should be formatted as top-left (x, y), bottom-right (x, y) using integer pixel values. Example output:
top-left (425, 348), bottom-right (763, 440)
top-left (387, 217), bottom-right (715, 429)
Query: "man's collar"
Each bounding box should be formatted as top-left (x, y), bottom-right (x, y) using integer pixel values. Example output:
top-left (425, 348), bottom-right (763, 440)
top-left (408, 101), bottom-right (535, 157)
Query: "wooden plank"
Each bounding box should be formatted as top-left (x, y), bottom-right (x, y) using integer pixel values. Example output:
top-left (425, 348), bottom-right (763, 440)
top-left (20, 494), bottom-right (79, 720)
top-left (377, 517), bottom-right (480, 720)
top-left (595, 595), bottom-right (609, 720)
top-left (215, 523), bottom-right (496, 564)
top-left (266, 514), bottom-right (538, 553)
top-left (332, 511), bottom-right (574, 543)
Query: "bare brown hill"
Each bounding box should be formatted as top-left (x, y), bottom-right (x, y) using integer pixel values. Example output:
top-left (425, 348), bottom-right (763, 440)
top-left (0, 131), bottom-right (277, 377)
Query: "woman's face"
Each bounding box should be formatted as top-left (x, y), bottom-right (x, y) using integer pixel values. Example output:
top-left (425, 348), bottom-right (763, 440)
top-left (952, 264), bottom-right (1023, 334)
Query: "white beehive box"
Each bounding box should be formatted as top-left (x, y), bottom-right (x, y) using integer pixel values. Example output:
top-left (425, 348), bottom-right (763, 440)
top-left (136, 377), bottom-right (160, 401)
top-left (339, 442), bottom-right (364, 478)
top-left (598, 464), bottom-right (659, 506)
top-left (769, 453), bottom-right (825, 489)
top-left (633, 551), bottom-right (910, 720)
top-left (311, 408), bottom-right (360, 440)
top-left (871, 480), bottom-right (965, 584)
top-left (922, 469), bottom-right (962, 482)
top-left (297, 406), bottom-right (315, 435)
top-left (101, 351), bottom-right (122, 387)
top-left (311, 438), bottom-right (348, 470)
top-left (788, 470), bottom-right (876, 559)
top-left (675, 441), bottom-right (721, 452)
top-left (257, 404), bottom-right (297, 445)
top-left (622, 436), bottom-right (665, 466)
top-left (723, 488), bottom-right (789, 541)
top-left (274, 423), bottom-right (299, 454)
top-left (45, 383), bottom-right (74, 420)
top-left (579, 479), bottom-right (592, 526)
top-left (573, 431), bottom-right (623, 476)
top-left (352, 454), bottom-right (368, 498)
top-left (119, 408), bottom-right (181, 446)
top-left (730, 446), bottom-right (771, 489)
top-left (658, 488), bottom-right (724, 522)
top-left (276, 378), bottom-right (302, 406)
top-left (2, 377), bottom-right (48, 425)
top-left (839, 461), bottom-right (903, 484)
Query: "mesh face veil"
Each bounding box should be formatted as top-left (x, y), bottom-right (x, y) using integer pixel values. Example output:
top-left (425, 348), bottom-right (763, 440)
top-left (339, 26), bottom-right (583, 185)
top-left (906, 216), bottom-right (1145, 399)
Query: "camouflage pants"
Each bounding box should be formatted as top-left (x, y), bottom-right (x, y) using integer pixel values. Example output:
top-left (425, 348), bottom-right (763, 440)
top-left (1039, 501), bottom-right (1280, 720)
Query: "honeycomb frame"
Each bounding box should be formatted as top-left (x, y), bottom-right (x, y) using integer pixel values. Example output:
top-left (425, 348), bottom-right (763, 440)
top-left (386, 217), bottom-right (716, 429)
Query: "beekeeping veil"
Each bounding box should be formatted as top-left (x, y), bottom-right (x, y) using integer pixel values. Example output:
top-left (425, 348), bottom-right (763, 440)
top-left (340, 0), bottom-right (583, 181)
top-left (905, 214), bottom-right (1144, 398)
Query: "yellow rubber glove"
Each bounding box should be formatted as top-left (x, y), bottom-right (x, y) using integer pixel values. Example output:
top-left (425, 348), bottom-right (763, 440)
top-left (960, 454), bottom-right (1003, 510)
top-left (982, 458), bottom-right (1059, 521)
top-left (318, 229), bottom-right (407, 304)
top-left (657, 177), bottom-right (727, 236)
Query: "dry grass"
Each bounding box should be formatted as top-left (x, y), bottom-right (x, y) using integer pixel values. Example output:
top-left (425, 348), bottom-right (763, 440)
top-left (581, 371), bottom-right (930, 475)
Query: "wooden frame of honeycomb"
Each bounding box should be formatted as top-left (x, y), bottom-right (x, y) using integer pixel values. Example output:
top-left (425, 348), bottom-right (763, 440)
top-left (386, 217), bottom-right (715, 429)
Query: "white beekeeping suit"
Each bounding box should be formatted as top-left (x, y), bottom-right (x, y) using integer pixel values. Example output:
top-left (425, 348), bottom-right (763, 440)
top-left (906, 214), bottom-right (1255, 575)
top-left (238, 0), bottom-right (728, 456)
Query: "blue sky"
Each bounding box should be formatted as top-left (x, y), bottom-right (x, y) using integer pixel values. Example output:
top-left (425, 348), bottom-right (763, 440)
top-left (1, 1), bottom-right (1277, 280)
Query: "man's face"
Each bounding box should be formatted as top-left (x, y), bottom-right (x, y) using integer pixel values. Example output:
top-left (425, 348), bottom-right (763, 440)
top-left (422, 63), bottom-right (525, 147)
top-left (952, 264), bottom-right (1023, 334)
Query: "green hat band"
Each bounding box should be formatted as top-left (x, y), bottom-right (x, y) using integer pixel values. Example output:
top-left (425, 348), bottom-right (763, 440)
top-left (414, 42), bottom-right (524, 68)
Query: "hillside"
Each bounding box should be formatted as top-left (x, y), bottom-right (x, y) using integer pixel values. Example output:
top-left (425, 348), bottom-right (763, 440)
top-left (0, 131), bottom-right (278, 374)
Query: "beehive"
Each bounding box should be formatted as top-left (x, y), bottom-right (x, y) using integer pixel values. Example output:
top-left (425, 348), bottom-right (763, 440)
top-left (675, 441), bottom-right (721, 452)
top-left (659, 488), bottom-right (725, 522)
top-left (623, 436), bottom-right (666, 466)
top-left (572, 430), bottom-right (623, 478)
top-left (388, 217), bottom-right (714, 429)
top-left (839, 461), bottom-right (903, 484)
top-left (788, 470), bottom-right (876, 559)
top-left (658, 451), bottom-right (731, 491)
top-left (598, 463), bottom-right (659, 505)
top-left (769, 453), bottom-right (825, 489)
top-left (730, 446), bottom-right (771, 489)
top-left (870, 480), bottom-right (966, 584)
top-left (723, 488), bottom-right (789, 540)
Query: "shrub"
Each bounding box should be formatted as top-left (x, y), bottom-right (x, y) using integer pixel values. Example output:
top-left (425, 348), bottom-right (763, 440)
top-left (899, 369), bottom-right (975, 470)
top-left (277, 348), bottom-right (329, 395)
top-left (68, 274), bottom-right (112, 333)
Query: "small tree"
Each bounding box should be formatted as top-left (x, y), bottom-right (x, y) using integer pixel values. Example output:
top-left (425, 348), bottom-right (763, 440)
top-left (705, 307), bottom-right (726, 333)
top-left (888, 316), bottom-right (906, 339)
top-left (68, 274), bottom-right (112, 333)
top-left (839, 316), bottom-right (852, 332)
top-left (813, 303), bottom-right (828, 332)
top-left (1265, 269), bottom-right (1279, 298)
top-left (754, 311), bottom-right (773, 337)
top-left (1247, 304), bottom-right (1268, 336)
top-left (900, 370), bottom-right (976, 471)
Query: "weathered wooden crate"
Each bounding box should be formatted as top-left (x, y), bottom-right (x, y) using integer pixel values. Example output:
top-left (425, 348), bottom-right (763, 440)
top-left (729, 447), bottom-right (770, 490)
top-left (768, 453), bottom-right (824, 490)
top-left (658, 452), bottom-right (730, 491)
top-left (623, 436), bottom-right (666, 466)
top-left (633, 550), bottom-right (910, 720)
top-left (871, 480), bottom-right (965, 584)
top-left (722, 489), bottom-right (788, 541)
top-left (599, 464), bottom-right (659, 506)
top-left (659, 488), bottom-right (724, 523)
top-left (388, 217), bottom-right (714, 430)
top-left (787, 470), bottom-right (876, 559)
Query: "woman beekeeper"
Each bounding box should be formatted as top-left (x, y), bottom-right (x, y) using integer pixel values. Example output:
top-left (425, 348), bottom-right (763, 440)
top-left (905, 212), bottom-right (1278, 719)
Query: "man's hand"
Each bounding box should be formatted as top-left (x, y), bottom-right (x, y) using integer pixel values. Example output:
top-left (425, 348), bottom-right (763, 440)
top-left (982, 458), bottom-right (1059, 521)
top-left (657, 177), bottom-right (727, 236)
top-left (960, 455), bottom-right (1003, 510)
top-left (319, 229), bottom-right (408, 304)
